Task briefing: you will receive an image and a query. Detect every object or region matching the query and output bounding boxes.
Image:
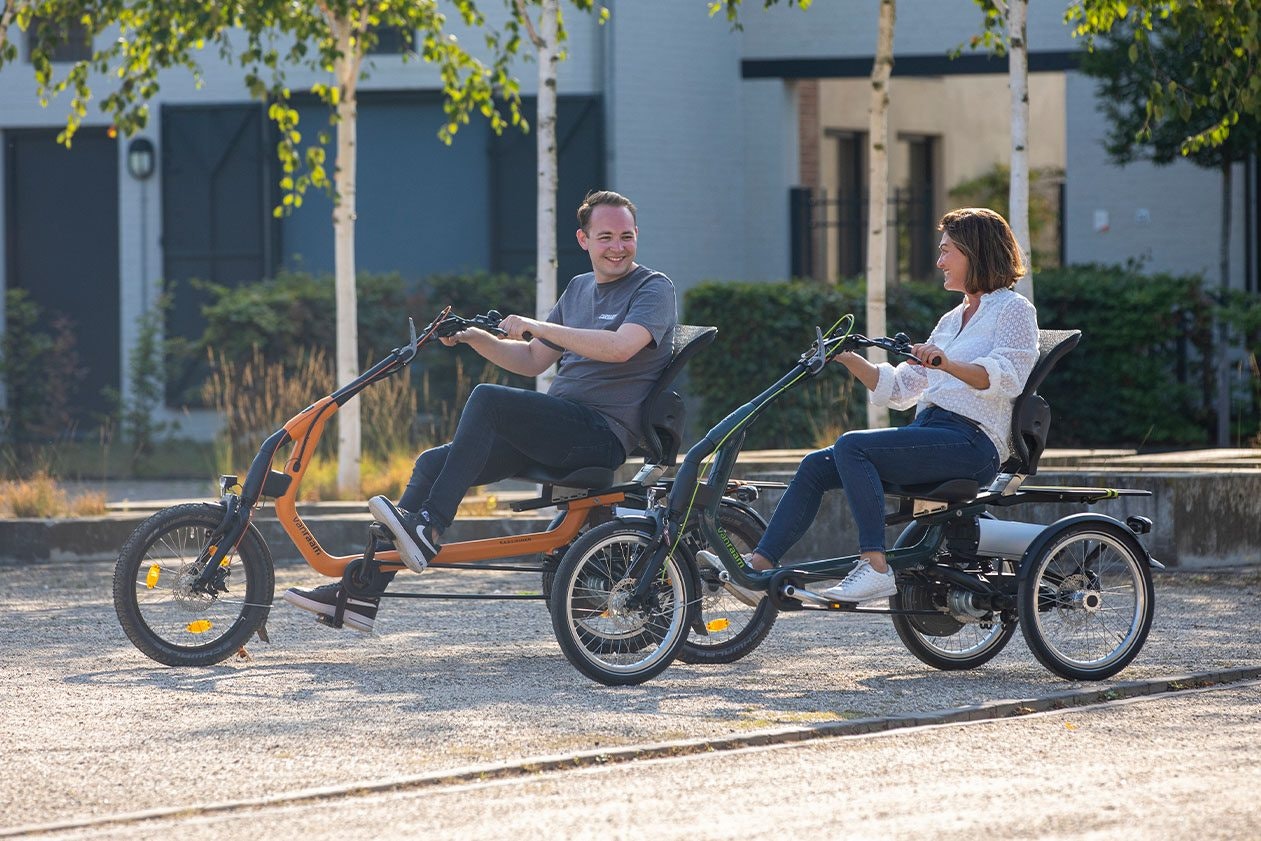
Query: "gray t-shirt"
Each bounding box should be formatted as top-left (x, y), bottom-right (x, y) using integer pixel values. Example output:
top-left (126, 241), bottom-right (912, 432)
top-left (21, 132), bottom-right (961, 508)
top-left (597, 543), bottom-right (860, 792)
top-left (542, 265), bottom-right (677, 456)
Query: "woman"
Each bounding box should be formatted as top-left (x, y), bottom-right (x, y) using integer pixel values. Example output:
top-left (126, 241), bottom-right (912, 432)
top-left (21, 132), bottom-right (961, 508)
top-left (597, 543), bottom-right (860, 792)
top-left (701, 207), bottom-right (1039, 604)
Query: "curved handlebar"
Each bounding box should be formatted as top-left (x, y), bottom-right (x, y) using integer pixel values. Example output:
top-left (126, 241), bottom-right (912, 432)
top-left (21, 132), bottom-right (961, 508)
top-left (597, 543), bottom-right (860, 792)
top-left (837, 331), bottom-right (942, 367)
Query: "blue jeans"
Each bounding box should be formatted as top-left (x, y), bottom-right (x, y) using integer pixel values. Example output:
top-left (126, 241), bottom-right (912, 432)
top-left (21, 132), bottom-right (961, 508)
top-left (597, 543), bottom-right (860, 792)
top-left (398, 383), bottom-right (625, 531)
top-left (755, 406), bottom-right (1000, 562)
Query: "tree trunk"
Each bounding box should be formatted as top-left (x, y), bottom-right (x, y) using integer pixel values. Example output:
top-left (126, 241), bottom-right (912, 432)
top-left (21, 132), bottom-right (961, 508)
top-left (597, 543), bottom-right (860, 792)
top-left (535, 0), bottom-right (560, 393)
top-left (1216, 159), bottom-right (1233, 447)
top-left (865, 0), bottom-right (895, 430)
top-left (1008, 0), bottom-right (1034, 302)
top-left (334, 22), bottom-right (362, 496)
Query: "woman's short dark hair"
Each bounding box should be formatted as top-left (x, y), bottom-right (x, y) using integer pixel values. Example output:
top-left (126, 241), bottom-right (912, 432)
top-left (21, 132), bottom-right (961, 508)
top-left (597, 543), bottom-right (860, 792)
top-left (938, 207), bottom-right (1027, 294)
top-left (577, 190), bottom-right (637, 232)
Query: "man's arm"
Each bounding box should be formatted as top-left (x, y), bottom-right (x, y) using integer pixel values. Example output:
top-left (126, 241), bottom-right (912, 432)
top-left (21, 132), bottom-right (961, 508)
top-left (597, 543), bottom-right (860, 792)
top-left (499, 315), bottom-right (653, 363)
top-left (445, 327), bottom-right (563, 377)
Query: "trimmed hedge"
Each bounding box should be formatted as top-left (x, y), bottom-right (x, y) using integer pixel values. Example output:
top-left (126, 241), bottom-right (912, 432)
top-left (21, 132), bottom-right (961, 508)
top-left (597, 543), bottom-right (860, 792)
top-left (685, 267), bottom-right (1222, 450)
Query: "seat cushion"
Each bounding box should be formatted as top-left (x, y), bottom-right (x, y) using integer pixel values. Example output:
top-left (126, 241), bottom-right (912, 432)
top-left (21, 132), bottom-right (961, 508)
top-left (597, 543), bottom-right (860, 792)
top-left (516, 464), bottom-right (617, 490)
top-left (882, 478), bottom-right (979, 502)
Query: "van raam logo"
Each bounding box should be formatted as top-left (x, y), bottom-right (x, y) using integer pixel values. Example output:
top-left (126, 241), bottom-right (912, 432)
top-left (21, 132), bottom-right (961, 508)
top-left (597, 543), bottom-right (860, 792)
top-left (597, 313), bottom-right (617, 321)
top-left (293, 514), bottom-right (323, 556)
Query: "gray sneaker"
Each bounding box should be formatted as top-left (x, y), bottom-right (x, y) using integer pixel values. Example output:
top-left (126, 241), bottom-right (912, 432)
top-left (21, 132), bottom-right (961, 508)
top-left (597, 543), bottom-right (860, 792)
top-left (368, 496), bottom-right (440, 573)
top-left (696, 549), bottom-right (764, 607)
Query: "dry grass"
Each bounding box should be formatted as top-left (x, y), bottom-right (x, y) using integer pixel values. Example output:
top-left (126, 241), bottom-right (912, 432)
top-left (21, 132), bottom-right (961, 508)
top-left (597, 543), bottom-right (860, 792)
top-left (806, 376), bottom-right (860, 449)
top-left (0, 472), bottom-right (108, 518)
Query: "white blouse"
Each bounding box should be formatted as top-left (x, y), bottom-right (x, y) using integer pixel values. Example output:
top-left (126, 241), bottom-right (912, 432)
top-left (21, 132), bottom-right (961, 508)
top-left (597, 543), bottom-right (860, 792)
top-left (869, 287), bottom-right (1039, 462)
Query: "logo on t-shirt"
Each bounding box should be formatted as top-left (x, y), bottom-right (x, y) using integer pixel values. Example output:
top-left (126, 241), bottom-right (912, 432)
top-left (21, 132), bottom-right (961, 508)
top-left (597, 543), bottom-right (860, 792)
top-left (597, 313), bottom-right (617, 321)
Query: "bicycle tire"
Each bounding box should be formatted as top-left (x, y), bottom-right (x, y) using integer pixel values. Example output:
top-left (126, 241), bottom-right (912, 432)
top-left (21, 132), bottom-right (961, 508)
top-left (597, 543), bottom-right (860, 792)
top-left (113, 503), bottom-right (274, 667)
top-left (677, 504), bottom-right (779, 664)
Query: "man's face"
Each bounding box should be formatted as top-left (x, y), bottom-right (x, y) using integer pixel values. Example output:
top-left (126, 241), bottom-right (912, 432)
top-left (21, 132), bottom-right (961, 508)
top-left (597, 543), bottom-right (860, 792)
top-left (577, 204), bottom-right (638, 283)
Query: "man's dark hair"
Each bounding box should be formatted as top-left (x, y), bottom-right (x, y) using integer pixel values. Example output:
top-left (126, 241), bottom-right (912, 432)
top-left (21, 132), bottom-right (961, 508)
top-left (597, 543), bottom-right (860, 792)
top-left (577, 190), bottom-right (637, 231)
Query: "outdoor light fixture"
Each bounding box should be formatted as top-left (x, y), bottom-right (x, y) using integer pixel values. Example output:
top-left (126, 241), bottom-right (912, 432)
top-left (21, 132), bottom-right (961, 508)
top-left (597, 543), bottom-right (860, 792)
top-left (127, 137), bottom-right (155, 180)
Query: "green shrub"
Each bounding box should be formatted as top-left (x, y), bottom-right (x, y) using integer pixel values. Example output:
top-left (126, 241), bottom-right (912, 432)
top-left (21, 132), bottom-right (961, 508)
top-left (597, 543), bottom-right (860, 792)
top-left (686, 268), bottom-right (1220, 451)
top-left (0, 289), bottom-right (85, 450)
top-left (684, 278), bottom-right (953, 449)
top-left (1034, 266), bottom-right (1214, 448)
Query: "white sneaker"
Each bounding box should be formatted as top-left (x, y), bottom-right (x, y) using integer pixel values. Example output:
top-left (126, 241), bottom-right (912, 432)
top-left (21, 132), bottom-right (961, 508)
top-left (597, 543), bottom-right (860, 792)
top-left (696, 549), bottom-right (764, 607)
top-left (820, 560), bottom-right (897, 603)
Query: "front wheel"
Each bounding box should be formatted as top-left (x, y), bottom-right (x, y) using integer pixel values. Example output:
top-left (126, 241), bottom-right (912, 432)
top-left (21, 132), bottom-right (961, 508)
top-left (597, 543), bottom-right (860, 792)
top-left (549, 521), bottom-right (694, 686)
top-left (678, 504), bottom-right (779, 665)
top-left (113, 503), bottom-right (274, 666)
top-left (1018, 520), bottom-right (1154, 681)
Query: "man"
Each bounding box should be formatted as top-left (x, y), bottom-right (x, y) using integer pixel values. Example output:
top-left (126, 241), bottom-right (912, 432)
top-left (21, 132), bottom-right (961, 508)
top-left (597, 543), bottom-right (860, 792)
top-left (283, 190), bottom-right (678, 631)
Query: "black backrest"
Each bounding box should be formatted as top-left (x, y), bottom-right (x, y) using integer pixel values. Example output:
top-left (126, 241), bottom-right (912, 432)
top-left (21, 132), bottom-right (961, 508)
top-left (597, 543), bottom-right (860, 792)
top-left (1003, 329), bottom-right (1081, 476)
top-left (631, 325), bottom-right (717, 466)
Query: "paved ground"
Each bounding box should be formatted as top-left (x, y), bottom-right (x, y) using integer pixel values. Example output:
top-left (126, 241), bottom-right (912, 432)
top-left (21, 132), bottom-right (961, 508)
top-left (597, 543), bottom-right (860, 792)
top-left (1, 562), bottom-right (1257, 836)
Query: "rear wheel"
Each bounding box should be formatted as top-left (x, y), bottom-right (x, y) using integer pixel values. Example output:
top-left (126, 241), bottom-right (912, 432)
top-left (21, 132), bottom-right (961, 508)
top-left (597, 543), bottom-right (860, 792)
top-left (549, 521), bottom-right (693, 686)
top-left (678, 505), bottom-right (779, 665)
top-left (113, 503), bottom-right (274, 666)
top-left (891, 569), bottom-right (1017, 670)
top-left (1019, 520), bottom-right (1154, 681)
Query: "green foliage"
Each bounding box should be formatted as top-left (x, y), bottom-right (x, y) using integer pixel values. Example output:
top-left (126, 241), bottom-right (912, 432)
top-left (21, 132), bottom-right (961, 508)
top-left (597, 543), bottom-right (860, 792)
top-left (686, 268), bottom-right (1228, 451)
top-left (684, 279), bottom-right (952, 449)
top-left (1034, 265), bottom-right (1214, 449)
top-left (415, 270), bottom-right (535, 396)
top-left (0, 289), bottom-right (84, 448)
top-left (195, 270), bottom-right (409, 373)
top-left (1067, 0), bottom-right (1260, 154)
top-left (121, 298), bottom-right (173, 467)
top-left (709, 0), bottom-right (811, 29)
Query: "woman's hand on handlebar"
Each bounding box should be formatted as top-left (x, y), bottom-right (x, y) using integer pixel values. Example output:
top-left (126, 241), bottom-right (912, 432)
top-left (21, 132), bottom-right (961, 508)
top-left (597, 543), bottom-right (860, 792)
top-left (909, 342), bottom-right (946, 368)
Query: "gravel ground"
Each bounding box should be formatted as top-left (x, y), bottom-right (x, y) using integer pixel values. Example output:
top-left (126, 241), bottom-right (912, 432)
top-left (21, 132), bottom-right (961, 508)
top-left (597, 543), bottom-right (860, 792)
top-left (1, 561), bottom-right (1258, 830)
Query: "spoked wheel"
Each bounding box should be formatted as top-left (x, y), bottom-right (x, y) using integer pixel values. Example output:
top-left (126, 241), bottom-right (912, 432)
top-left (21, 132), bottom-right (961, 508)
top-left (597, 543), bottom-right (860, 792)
top-left (113, 503), bottom-right (274, 666)
top-left (677, 504), bottom-right (779, 665)
top-left (1018, 520), bottom-right (1154, 681)
top-left (890, 570), bottom-right (1017, 670)
top-left (549, 521), bottom-right (694, 686)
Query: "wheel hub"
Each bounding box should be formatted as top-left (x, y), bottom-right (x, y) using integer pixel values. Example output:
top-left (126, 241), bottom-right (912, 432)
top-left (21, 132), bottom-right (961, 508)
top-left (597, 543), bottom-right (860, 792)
top-left (603, 578), bottom-right (646, 633)
top-left (1054, 573), bottom-right (1102, 628)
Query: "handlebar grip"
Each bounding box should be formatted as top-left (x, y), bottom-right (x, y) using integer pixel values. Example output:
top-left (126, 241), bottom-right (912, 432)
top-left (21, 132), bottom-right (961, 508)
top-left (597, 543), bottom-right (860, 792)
top-left (522, 331), bottom-right (534, 342)
top-left (929, 355), bottom-right (942, 367)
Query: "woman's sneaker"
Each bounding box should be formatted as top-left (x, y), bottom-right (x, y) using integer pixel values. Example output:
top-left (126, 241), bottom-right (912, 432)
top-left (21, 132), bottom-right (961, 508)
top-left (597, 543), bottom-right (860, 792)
top-left (368, 496), bottom-right (440, 573)
top-left (695, 549), bottom-right (764, 607)
top-left (282, 583), bottom-right (378, 632)
top-left (819, 560), bottom-right (897, 603)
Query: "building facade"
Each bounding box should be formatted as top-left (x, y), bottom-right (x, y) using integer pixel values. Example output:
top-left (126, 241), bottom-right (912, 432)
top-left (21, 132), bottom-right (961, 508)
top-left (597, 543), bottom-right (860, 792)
top-left (1, 0), bottom-right (1255, 435)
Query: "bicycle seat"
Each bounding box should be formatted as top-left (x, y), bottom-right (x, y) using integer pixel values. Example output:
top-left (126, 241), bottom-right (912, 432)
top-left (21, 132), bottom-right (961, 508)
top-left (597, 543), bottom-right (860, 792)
top-left (883, 478), bottom-right (979, 503)
top-left (517, 463), bottom-right (617, 489)
top-left (512, 325), bottom-right (717, 494)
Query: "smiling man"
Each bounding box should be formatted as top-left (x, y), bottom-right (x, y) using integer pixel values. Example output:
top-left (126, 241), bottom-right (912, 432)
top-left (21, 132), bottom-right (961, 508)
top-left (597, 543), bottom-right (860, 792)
top-left (283, 190), bottom-right (678, 631)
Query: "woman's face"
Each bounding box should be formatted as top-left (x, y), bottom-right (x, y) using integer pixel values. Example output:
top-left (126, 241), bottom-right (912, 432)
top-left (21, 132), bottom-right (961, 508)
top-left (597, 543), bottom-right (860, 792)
top-left (937, 232), bottom-right (969, 294)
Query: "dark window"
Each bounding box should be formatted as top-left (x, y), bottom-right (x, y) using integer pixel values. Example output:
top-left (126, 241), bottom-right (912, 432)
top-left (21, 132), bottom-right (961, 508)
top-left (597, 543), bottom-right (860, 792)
top-left (898, 134), bottom-right (938, 281)
top-left (832, 131), bottom-right (867, 279)
top-left (25, 17), bottom-right (92, 63)
top-left (367, 27), bottom-right (415, 55)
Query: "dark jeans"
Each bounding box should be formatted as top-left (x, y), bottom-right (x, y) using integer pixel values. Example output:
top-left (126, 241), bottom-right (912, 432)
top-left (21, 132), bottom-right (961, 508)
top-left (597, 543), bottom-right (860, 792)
top-left (398, 383), bottom-right (625, 531)
top-left (755, 406), bottom-right (1000, 562)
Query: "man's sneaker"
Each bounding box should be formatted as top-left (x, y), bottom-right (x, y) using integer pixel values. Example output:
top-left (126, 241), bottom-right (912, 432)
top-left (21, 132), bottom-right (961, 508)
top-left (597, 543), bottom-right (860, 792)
top-left (282, 583), bottom-right (378, 632)
top-left (696, 549), bottom-right (764, 607)
top-left (368, 496), bottom-right (440, 573)
top-left (819, 560), bottom-right (897, 604)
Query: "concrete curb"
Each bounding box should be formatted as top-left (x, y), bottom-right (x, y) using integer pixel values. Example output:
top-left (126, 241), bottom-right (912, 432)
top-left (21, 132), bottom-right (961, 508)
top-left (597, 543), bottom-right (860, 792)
top-left (6, 666), bottom-right (1259, 838)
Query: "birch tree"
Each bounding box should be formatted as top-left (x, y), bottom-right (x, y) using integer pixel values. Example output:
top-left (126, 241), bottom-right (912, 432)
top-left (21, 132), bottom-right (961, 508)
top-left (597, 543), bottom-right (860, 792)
top-left (966, 0), bottom-right (1034, 302)
top-left (863, 0), bottom-right (894, 430)
top-left (504, 0), bottom-right (605, 393)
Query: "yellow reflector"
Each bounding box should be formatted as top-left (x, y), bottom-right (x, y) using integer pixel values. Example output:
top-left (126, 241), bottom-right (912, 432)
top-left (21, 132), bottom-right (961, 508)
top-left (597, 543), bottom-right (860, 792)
top-left (145, 565), bottom-right (160, 589)
top-left (706, 618), bottom-right (730, 632)
top-left (219, 555), bottom-right (231, 567)
top-left (186, 620), bottom-right (213, 634)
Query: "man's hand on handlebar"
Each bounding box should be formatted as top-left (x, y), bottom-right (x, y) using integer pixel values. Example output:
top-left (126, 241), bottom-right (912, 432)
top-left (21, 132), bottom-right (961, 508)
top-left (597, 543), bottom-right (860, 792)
top-left (497, 314), bottom-right (542, 343)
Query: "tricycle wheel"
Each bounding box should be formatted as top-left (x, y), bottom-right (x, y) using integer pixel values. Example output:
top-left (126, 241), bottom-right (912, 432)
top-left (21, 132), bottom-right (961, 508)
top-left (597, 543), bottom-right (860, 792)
top-left (677, 504), bottom-right (778, 665)
top-left (113, 503), bottom-right (274, 666)
top-left (549, 521), bottom-right (693, 686)
top-left (890, 573), bottom-right (1017, 670)
top-left (1018, 520), bottom-right (1154, 681)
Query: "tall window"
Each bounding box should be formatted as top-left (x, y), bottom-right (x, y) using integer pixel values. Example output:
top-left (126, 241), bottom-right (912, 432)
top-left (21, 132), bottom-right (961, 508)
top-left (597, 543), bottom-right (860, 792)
top-left (25, 18), bottom-right (92, 63)
top-left (830, 130), bottom-right (867, 279)
top-left (899, 134), bottom-right (938, 281)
